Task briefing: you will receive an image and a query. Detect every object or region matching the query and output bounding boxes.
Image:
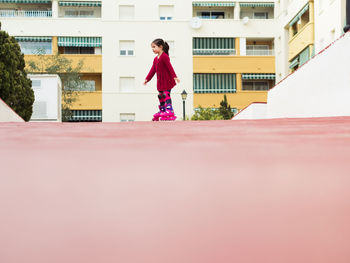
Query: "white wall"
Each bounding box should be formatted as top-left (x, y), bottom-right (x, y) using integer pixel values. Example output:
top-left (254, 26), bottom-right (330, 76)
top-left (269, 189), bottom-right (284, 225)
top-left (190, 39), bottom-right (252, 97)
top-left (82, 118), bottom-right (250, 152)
top-left (233, 103), bottom-right (267, 120)
top-left (0, 98), bottom-right (24, 122)
top-left (266, 32), bottom-right (350, 118)
top-left (29, 75), bottom-right (62, 122)
top-left (314, 0), bottom-right (346, 53)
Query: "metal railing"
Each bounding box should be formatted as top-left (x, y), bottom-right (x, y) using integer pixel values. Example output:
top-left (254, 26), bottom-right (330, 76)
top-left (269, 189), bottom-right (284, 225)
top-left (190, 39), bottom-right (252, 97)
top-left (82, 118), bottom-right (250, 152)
top-left (246, 49), bottom-right (275, 56)
top-left (193, 49), bottom-right (236, 56)
top-left (0, 10), bottom-right (52, 17)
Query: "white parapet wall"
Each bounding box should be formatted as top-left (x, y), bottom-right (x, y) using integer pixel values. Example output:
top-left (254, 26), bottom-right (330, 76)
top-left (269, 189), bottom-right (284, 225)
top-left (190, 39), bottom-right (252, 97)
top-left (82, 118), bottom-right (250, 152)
top-left (29, 74), bottom-right (62, 122)
top-left (0, 98), bottom-right (24, 122)
top-left (266, 32), bottom-right (350, 118)
top-left (233, 103), bottom-right (268, 120)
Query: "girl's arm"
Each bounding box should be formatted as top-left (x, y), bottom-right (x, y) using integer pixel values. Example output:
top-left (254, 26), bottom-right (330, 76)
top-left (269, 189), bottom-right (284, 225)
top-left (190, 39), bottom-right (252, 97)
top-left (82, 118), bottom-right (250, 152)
top-left (145, 59), bottom-right (156, 84)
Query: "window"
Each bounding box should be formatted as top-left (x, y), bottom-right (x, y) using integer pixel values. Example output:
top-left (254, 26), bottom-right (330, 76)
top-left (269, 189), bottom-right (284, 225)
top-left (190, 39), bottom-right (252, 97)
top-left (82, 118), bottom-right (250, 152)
top-left (159, 5), bottom-right (174, 20)
top-left (120, 113), bottom-right (135, 122)
top-left (193, 74), bottom-right (236, 93)
top-left (119, 41), bottom-right (135, 56)
top-left (32, 80), bottom-right (41, 89)
top-left (193, 38), bottom-right (235, 55)
top-left (119, 77), bottom-right (135, 92)
top-left (197, 11), bottom-right (225, 19)
top-left (254, 12), bottom-right (268, 19)
top-left (64, 10), bottom-right (94, 17)
top-left (79, 80), bottom-right (96, 92)
top-left (63, 47), bottom-right (95, 54)
top-left (119, 5), bottom-right (134, 20)
top-left (18, 41), bottom-right (52, 55)
top-left (242, 81), bottom-right (269, 91)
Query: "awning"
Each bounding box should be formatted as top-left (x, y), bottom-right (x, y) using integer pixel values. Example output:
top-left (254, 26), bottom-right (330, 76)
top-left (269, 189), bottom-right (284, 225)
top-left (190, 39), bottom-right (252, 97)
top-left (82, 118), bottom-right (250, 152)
top-left (242, 74), bottom-right (275, 80)
top-left (193, 37), bottom-right (235, 49)
top-left (289, 4), bottom-right (309, 27)
top-left (192, 2), bottom-right (235, 7)
top-left (299, 46), bottom-right (310, 66)
top-left (193, 73), bottom-right (236, 93)
top-left (289, 57), bottom-right (299, 69)
top-left (15, 36), bottom-right (52, 42)
top-left (240, 2), bottom-right (274, 7)
top-left (0, 0), bottom-right (51, 3)
top-left (58, 37), bottom-right (102, 47)
top-left (59, 1), bottom-right (101, 7)
top-left (70, 110), bottom-right (102, 122)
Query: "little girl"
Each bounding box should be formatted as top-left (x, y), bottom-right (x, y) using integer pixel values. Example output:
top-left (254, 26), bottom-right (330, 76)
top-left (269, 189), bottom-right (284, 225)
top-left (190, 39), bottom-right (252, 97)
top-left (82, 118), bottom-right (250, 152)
top-left (144, 39), bottom-right (180, 121)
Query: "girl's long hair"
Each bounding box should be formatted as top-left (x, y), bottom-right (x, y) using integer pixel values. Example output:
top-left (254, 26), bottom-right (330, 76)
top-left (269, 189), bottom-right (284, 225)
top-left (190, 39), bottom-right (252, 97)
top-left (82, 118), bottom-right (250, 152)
top-left (152, 38), bottom-right (169, 55)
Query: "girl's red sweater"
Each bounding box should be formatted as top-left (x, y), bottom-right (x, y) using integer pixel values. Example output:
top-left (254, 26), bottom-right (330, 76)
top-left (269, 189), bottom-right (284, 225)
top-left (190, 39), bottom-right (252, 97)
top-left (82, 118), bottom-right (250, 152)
top-left (145, 52), bottom-right (177, 91)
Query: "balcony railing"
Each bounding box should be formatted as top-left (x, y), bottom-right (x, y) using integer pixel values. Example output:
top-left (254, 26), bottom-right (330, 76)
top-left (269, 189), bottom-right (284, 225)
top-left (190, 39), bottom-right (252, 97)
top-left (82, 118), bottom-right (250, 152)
top-left (193, 49), bottom-right (236, 56)
top-left (0, 10), bottom-right (52, 17)
top-left (246, 49), bottom-right (275, 56)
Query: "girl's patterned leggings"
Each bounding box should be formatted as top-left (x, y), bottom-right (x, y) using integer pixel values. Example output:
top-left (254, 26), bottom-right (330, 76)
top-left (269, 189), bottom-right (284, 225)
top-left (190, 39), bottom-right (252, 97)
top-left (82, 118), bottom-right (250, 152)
top-left (158, 90), bottom-right (172, 108)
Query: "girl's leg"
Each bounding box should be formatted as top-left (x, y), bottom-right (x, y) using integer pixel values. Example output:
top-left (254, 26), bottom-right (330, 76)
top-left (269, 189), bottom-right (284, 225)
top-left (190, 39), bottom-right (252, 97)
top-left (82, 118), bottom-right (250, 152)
top-left (153, 91), bottom-right (166, 121)
top-left (158, 91), bottom-right (166, 108)
top-left (160, 90), bottom-right (176, 120)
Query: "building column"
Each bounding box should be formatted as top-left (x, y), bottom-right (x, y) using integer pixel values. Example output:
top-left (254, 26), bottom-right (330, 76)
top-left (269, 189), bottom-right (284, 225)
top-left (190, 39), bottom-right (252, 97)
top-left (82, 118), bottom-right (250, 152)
top-left (234, 1), bottom-right (240, 20)
top-left (236, 74), bottom-right (242, 92)
top-left (239, 37), bottom-right (246, 56)
top-left (344, 0), bottom-right (350, 32)
top-left (235, 37), bottom-right (240, 55)
top-left (309, 1), bottom-right (315, 23)
top-left (52, 36), bottom-right (58, 54)
top-left (52, 0), bottom-right (59, 18)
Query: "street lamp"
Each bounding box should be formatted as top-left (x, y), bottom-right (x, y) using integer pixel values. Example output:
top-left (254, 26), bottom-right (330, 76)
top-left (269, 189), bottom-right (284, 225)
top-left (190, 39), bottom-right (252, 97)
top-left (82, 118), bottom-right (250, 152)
top-left (345, 0), bottom-right (350, 33)
top-left (181, 90), bottom-right (188, 120)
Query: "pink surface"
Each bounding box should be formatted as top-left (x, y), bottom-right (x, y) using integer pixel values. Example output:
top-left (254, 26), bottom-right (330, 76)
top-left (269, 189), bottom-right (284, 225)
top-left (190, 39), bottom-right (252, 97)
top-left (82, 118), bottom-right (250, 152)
top-left (1, 118), bottom-right (350, 263)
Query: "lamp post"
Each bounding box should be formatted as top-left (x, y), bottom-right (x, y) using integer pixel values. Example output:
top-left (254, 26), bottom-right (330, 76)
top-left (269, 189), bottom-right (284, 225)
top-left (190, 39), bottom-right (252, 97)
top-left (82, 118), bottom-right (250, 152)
top-left (181, 90), bottom-right (188, 121)
top-left (345, 0), bottom-right (350, 33)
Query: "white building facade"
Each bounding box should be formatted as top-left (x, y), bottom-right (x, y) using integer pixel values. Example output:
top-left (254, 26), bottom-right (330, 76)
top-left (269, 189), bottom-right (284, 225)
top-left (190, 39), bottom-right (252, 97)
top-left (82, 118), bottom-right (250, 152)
top-left (0, 0), bottom-right (348, 121)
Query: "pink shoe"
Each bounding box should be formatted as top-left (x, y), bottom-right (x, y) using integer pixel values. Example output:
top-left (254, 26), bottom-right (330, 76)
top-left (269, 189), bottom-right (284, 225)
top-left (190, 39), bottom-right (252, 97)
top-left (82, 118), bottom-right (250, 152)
top-left (160, 105), bottom-right (176, 121)
top-left (152, 106), bottom-right (163, 121)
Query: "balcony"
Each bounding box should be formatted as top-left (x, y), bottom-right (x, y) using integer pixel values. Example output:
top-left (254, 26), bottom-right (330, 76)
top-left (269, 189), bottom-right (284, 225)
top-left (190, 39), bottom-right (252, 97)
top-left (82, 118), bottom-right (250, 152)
top-left (240, 2), bottom-right (274, 19)
top-left (288, 22), bottom-right (314, 61)
top-left (192, 2), bottom-right (235, 20)
top-left (193, 48), bottom-right (236, 56)
top-left (69, 91), bottom-right (102, 110)
top-left (193, 56), bottom-right (275, 74)
top-left (58, 1), bottom-right (102, 18)
top-left (0, 9), bottom-right (52, 17)
top-left (24, 54), bottom-right (102, 73)
top-left (246, 49), bottom-right (274, 56)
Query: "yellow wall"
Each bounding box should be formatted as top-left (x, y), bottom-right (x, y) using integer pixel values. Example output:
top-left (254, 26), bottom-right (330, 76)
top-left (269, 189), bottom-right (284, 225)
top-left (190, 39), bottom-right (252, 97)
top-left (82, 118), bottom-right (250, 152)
top-left (235, 38), bottom-right (240, 55)
top-left (288, 22), bottom-right (314, 61)
top-left (67, 91), bottom-right (102, 110)
top-left (52, 36), bottom-right (58, 54)
top-left (194, 92), bottom-right (268, 109)
top-left (193, 56), bottom-right (275, 73)
top-left (288, 1), bottom-right (315, 61)
top-left (24, 54), bottom-right (102, 73)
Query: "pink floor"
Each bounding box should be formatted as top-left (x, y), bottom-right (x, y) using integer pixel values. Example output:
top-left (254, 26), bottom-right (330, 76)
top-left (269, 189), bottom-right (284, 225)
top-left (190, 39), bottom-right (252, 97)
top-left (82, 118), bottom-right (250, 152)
top-left (1, 117), bottom-right (350, 263)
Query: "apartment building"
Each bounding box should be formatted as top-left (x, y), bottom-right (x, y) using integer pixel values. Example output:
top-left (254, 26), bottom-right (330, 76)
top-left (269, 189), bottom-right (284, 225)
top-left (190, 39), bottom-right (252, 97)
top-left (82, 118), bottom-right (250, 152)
top-left (275, 0), bottom-right (347, 79)
top-left (0, 0), bottom-right (347, 121)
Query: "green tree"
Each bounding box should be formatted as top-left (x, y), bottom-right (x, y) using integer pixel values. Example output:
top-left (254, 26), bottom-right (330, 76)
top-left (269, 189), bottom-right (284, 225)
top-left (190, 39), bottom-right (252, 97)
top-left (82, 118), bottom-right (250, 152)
top-left (27, 49), bottom-right (86, 122)
top-left (218, 94), bottom-right (234, 120)
top-left (191, 106), bottom-right (224, 120)
top-left (0, 22), bottom-right (34, 121)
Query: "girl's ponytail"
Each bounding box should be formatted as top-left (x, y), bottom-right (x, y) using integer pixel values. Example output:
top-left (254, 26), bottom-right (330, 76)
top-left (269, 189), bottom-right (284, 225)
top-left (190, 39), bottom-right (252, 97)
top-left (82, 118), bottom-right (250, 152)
top-left (163, 41), bottom-right (169, 55)
top-left (152, 38), bottom-right (170, 55)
